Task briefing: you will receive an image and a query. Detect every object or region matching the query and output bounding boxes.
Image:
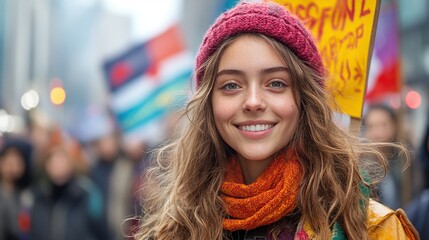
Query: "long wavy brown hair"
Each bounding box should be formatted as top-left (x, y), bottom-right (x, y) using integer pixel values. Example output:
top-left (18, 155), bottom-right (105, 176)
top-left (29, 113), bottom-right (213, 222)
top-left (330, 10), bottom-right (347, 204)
top-left (135, 33), bottom-right (392, 240)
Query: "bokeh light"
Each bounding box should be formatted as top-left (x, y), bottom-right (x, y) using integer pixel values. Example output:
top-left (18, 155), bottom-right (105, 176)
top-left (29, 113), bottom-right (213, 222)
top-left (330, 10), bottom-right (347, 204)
top-left (405, 90), bottom-right (422, 109)
top-left (50, 87), bottom-right (67, 105)
top-left (21, 90), bottom-right (40, 110)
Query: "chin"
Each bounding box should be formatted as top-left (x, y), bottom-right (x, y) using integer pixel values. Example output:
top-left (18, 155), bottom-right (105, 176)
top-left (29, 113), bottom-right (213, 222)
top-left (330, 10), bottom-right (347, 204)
top-left (238, 151), bottom-right (275, 162)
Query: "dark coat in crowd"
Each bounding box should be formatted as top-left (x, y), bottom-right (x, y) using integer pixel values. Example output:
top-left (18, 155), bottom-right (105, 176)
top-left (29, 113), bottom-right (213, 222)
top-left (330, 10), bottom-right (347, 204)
top-left (0, 137), bottom-right (33, 240)
top-left (417, 125), bottom-right (429, 189)
top-left (406, 189), bottom-right (429, 240)
top-left (29, 176), bottom-right (104, 240)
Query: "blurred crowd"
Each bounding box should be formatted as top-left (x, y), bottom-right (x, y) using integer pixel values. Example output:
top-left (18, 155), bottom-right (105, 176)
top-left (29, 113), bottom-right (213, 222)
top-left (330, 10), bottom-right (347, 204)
top-left (0, 110), bottom-right (153, 240)
top-left (362, 104), bottom-right (429, 238)
top-left (1, 103), bottom-right (429, 239)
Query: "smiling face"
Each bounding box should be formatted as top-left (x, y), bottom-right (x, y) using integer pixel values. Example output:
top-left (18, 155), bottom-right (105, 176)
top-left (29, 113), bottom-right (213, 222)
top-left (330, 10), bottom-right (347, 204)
top-left (211, 35), bottom-right (300, 165)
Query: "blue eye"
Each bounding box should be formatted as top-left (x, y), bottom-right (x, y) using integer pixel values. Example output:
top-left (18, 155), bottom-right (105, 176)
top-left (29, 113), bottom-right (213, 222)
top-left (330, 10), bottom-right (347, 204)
top-left (268, 80), bottom-right (286, 88)
top-left (222, 82), bottom-right (240, 90)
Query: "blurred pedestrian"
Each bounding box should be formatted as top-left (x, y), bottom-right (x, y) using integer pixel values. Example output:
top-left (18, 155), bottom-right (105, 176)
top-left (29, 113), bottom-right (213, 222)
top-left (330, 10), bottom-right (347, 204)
top-left (135, 2), bottom-right (418, 240)
top-left (417, 123), bottom-right (429, 189)
top-left (28, 110), bottom-right (54, 181)
top-left (28, 128), bottom-right (104, 240)
top-left (362, 104), bottom-right (417, 209)
top-left (121, 137), bottom-right (154, 239)
top-left (0, 137), bottom-right (33, 240)
top-left (406, 121), bottom-right (429, 239)
top-left (89, 129), bottom-right (134, 240)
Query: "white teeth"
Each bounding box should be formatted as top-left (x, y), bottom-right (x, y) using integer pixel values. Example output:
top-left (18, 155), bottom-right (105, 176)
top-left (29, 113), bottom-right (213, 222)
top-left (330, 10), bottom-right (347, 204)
top-left (239, 124), bottom-right (273, 132)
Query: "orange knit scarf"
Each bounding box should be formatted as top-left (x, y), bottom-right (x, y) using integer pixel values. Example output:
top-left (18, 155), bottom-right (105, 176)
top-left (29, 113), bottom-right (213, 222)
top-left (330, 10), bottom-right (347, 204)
top-left (221, 150), bottom-right (303, 231)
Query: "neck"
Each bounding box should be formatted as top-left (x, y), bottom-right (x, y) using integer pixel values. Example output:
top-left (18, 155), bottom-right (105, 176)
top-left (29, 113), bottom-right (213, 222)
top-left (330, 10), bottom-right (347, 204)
top-left (237, 156), bottom-right (273, 184)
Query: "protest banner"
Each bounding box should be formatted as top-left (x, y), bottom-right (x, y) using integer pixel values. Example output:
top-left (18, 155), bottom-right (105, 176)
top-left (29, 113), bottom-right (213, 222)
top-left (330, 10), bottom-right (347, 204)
top-left (271, 0), bottom-right (381, 119)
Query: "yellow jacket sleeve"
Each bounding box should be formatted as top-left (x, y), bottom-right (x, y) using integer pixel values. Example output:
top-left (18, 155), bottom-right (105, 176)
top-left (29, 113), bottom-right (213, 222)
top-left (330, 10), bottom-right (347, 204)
top-left (367, 200), bottom-right (419, 240)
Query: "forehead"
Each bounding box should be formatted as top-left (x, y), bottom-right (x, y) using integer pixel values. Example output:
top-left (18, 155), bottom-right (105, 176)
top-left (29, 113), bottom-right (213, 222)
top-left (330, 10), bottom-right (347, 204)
top-left (218, 34), bottom-right (286, 69)
top-left (366, 108), bottom-right (393, 122)
top-left (0, 148), bottom-right (23, 164)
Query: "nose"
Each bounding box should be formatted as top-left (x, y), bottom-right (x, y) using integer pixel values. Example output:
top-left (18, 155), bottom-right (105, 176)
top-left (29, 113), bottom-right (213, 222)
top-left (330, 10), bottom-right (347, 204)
top-left (242, 85), bottom-right (266, 112)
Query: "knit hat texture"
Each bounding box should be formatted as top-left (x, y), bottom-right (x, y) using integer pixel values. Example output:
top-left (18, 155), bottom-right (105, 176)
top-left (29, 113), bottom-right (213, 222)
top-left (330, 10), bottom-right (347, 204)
top-left (194, 1), bottom-right (325, 88)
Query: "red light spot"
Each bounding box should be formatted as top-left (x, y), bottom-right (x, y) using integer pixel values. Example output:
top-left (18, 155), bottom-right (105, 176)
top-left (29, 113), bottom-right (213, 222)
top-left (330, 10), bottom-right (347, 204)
top-left (405, 90), bottom-right (421, 109)
top-left (111, 62), bottom-right (132, 87)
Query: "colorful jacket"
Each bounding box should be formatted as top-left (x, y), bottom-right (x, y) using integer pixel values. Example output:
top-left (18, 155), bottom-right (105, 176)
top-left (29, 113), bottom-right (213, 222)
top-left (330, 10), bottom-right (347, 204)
top-left (226, 200), bottom-right (419, 240)
top-left (296, 200), bottom-right (418, 240)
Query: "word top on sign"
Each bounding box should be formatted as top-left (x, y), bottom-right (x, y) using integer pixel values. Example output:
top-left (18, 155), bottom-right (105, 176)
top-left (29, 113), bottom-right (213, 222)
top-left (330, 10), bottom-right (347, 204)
top-left (270, 0), bottom-right (380, 118)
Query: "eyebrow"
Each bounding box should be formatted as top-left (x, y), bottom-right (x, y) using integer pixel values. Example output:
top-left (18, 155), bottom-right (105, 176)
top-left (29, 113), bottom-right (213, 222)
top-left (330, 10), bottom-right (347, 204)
top-left (261, 66), bottom-right (290, 75)
top-left (216, 66), bottom-right (290, 78)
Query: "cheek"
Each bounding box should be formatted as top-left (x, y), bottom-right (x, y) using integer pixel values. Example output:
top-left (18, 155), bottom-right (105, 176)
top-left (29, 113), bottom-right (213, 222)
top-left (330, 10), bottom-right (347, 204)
top-left (212, 97), bottom-right (236, 125)
top-left (213, 105), bottom-right (229, 121)
top-left (387, 123), bottom-right (396, 136)
top-left (276, 96), bottom-right (299, 119)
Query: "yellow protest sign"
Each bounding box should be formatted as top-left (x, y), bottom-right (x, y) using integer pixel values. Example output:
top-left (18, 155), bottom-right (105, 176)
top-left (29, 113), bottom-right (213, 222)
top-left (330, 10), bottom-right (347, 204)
top-left (271, 0), bottom-right (380, 118)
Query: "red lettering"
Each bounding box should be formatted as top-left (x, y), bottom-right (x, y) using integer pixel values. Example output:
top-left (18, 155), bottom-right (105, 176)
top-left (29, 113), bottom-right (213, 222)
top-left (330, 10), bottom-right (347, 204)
top-left (360, 0), bottom-right (371, 17)
top-left (340, 59), bottom-right (351, 83)
top-left (354, 61), bottom-right (363, 85)
top-left (306, 3), bottom-right (319, 30)
top-left (342, 32), bottom-right (354, 49)
top-left (338, 33), bottom-right (347, 49)
top-left (318, 7), bottom-right (331, 40)
top-left (329, 37), bottom-right (338, 65)
top-left (335, 24), bottom-right (365, 50)
top-left (331, 1), bottom-right (342, 30)
top-left (355, 24), bottom-right (364, 48)
top-left (332, 0), bottom-right (356, 31)
top-left (296, 5), bottom-right (306, 20)
top-left (354, 60), bottom-right (363, 91)
top-left (346, 0), bottom-right (356, 22)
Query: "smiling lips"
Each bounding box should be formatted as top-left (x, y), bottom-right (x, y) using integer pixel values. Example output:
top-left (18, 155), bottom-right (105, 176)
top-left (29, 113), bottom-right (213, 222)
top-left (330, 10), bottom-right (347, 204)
top-left (236, 123), bottom-right (275, 139)
top-left (238, 124), bottom-right (274, 132)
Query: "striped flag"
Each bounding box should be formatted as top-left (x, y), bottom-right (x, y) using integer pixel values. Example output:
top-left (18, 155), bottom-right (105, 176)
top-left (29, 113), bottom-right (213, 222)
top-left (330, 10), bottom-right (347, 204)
top-left (103, 25), bottom-right (192, 143)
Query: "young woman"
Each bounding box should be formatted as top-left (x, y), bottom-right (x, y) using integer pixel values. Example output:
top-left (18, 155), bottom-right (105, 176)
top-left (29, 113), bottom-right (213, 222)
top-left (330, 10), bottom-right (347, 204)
top-left (362, 104), bottom-right (418, 209)
top-left (136, 2), bottom-right (418, 239)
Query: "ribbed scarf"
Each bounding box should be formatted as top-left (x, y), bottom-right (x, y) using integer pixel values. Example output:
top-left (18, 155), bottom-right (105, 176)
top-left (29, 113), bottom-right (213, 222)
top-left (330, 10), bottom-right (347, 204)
top-left (221, 150), bottom-right (303, 231)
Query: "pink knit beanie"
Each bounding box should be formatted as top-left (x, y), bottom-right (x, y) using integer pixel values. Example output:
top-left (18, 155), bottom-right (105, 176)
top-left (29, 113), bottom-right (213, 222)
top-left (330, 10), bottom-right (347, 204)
top-left (194, 1), bottom-right (325, 88)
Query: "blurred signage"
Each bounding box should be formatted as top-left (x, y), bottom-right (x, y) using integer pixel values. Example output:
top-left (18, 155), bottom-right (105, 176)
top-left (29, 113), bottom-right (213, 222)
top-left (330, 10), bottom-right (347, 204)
top-left (270, 0), bottom-right (380, 118)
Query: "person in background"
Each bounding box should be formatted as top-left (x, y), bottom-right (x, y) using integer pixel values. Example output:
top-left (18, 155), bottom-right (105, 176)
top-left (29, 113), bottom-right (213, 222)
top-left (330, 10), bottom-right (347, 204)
top-left (362, 104), bottom-right (418, 209)
top-left (417, 123), bottom-right (429, 189)
top-left (406, 121), bottom-right (429, 239)
top-left (28, 128), bottom-right (104, 240)
top-left (89, 126), bottom-right (134, 240)
top-left (27, 110), bottom-right (54, 181)
top-left (122, 137), bottom-right (149, 212)
top-left (121, 137), bottom-right (150, 239)
top-left (0, 137), bottom-right (33, 240)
